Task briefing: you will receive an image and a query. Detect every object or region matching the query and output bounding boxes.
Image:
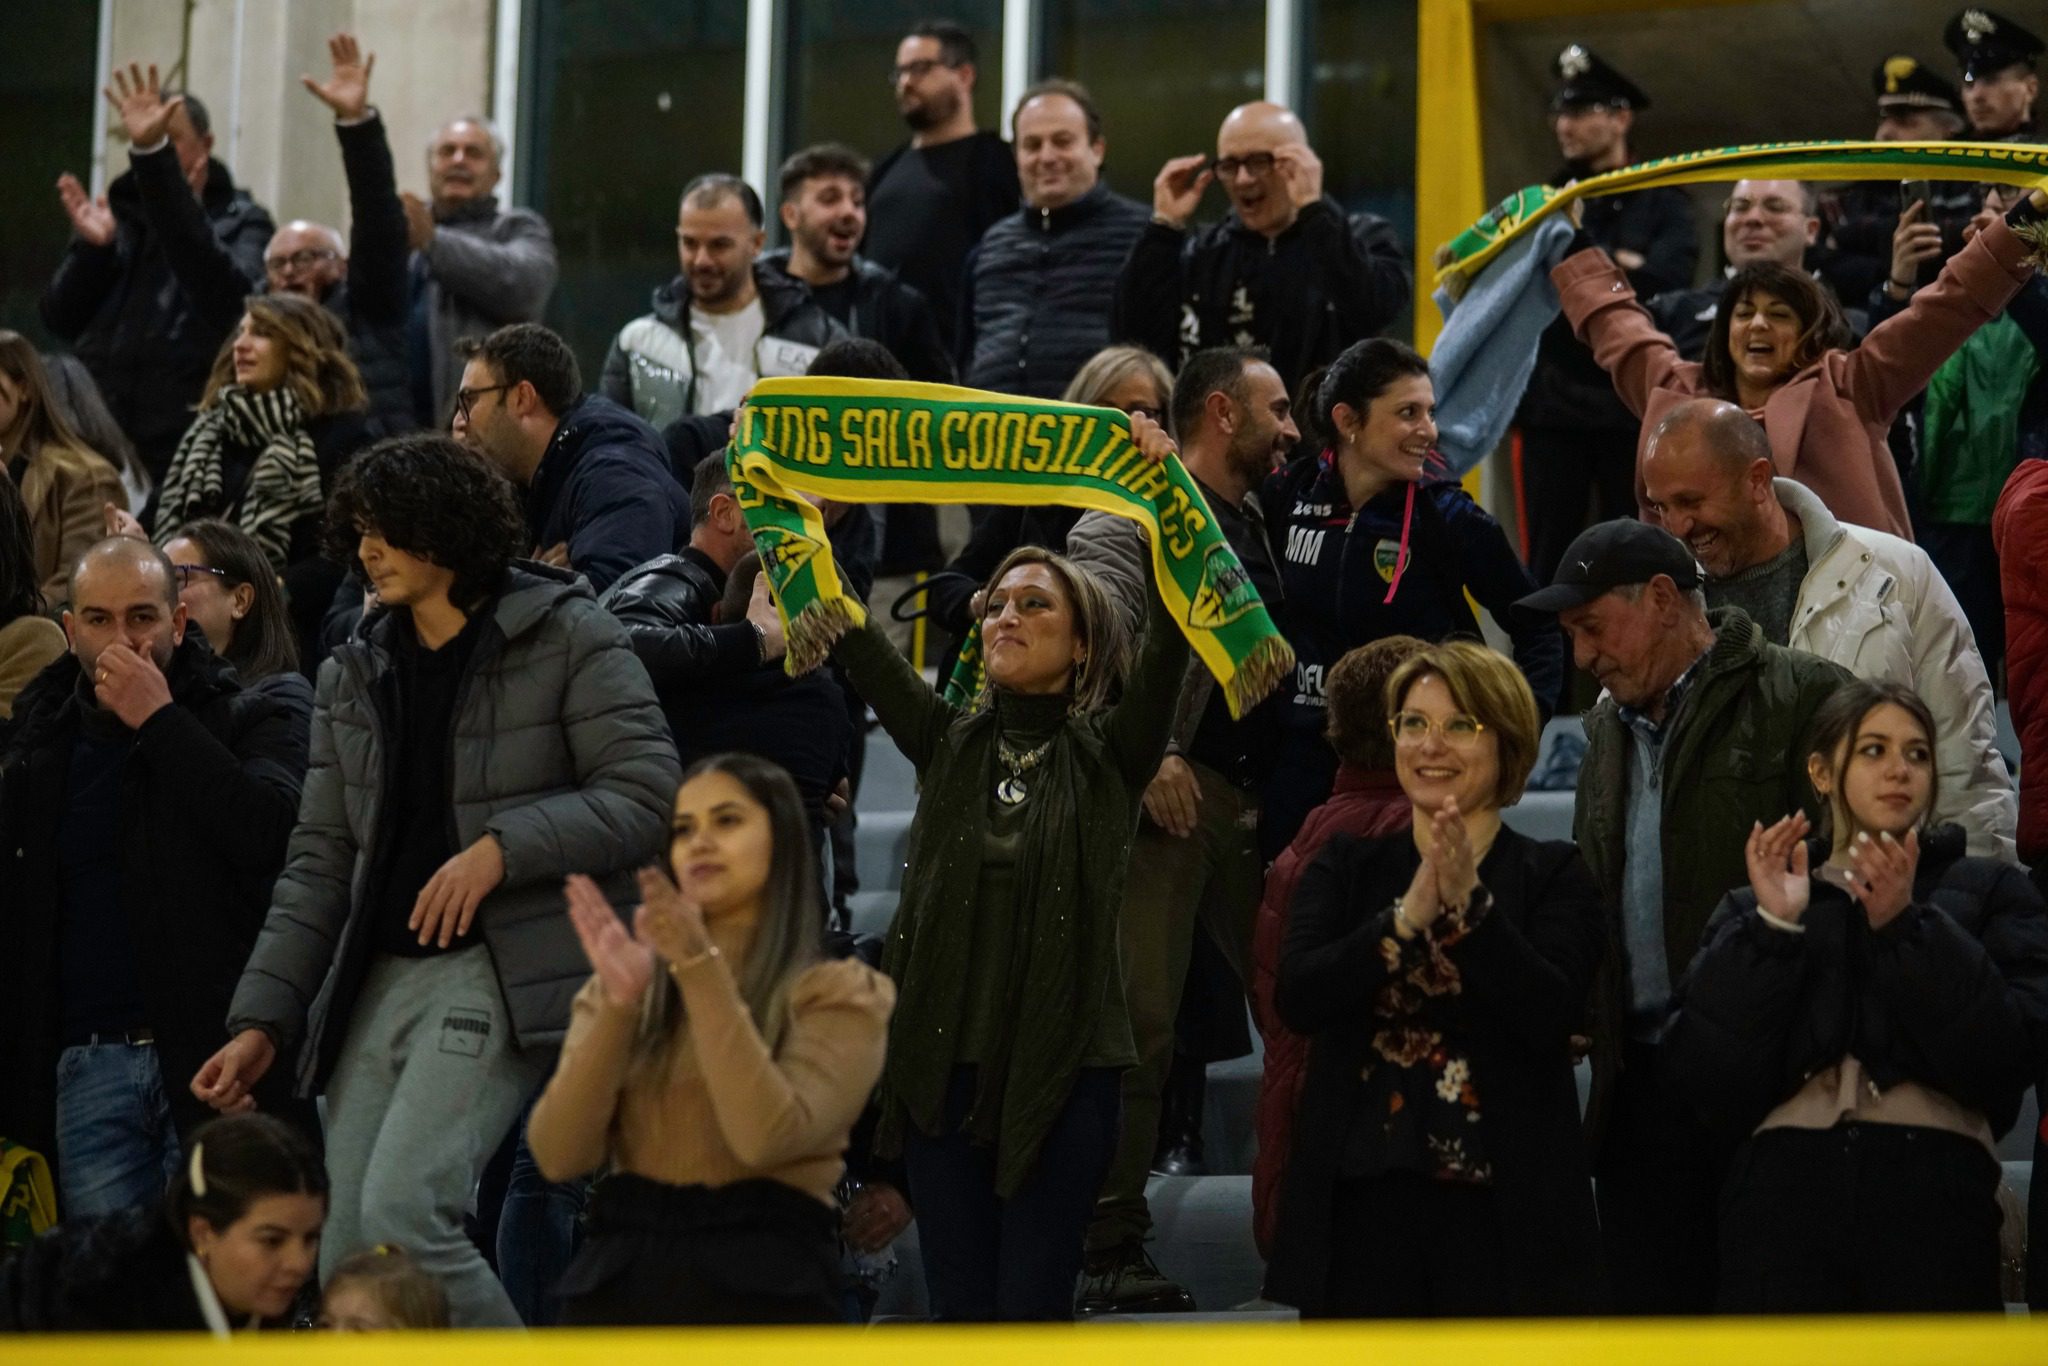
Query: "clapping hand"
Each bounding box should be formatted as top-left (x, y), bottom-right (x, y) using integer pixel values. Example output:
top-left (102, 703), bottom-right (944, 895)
top-left (1429, 798), bottom-right (1480, 913)
top-left (564, 874), bottom-right (655, 1009)
top-left (301, 32), bottom-right (374, 122)
top-left (635, 865), bottom-right (713, 965)
top-left (1745, 813), bottom-right (1812, 925)
top-left (1842, 829), bottom-right (1919, 930)
top-left (105, 62), bottom-right (183, 149)
top-left (57, 175), bottom-right (115, 247)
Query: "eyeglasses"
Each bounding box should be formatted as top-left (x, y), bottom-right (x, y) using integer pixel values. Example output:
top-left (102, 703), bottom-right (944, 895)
top-left (889, 58), bottom-right (954, 85)
top-left (1210, 152), bottom-right (1277, 180)
top-left (1388, 711), bottom-right (1489, 749)
top-left (454, 382), bottom-right (514, 421)
top-left (1724, 196), bottom-right (1805, 218)
top-left (172, 563), bottom-right (229, 588)
top-left (264, 248), bottom-right (338, 276)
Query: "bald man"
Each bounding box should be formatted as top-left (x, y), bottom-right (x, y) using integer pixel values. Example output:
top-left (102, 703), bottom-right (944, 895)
top-left (292, 33), bottom-right (419, 438)
top-left (1642, 399), bottom-right (2013, 858)
top-left (1112, 101), bottom-right (1408, 392)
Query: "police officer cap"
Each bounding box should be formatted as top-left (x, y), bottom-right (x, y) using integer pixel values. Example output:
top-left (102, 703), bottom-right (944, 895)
top-left (1945, 8), bottom-right (2045, 80)
top-left (1551, 44), bottom-right (1651, 113)
top-left (1874, 54), bottom-right (1965, 116)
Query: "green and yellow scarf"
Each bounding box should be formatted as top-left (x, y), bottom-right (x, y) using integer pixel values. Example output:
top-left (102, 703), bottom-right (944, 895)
top-left (1436, 139), bottom-right (2048, 297)
top-left (726, 377), bottom-right (1293, 717)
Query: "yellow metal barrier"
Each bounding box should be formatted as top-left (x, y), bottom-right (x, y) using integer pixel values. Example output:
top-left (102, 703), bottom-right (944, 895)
top-left (9, 1316), bottom-right (2048, 1363)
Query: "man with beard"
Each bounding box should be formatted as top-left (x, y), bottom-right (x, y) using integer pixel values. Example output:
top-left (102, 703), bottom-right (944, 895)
top-left (762, 144), bottom-right (953, 385)
top-left (266, 32), bottom-right (415, 438)
top-left (1515, 44), bottom-right (1696, 590)
top-left (0, 536), bottom-right (309, 1219)
top-left (864, 20), bottom-right (1018, 355)
top-left (403, 113), bottom-right (557, 428)
top-left (1114, 102), bottom-right (1409, 391)
top-left (1066, 347), bottom-right (1297, 1315)
top-left (600, 174), bottom-right (845, 428)
top-left (1948, 7), bottom-right (2042, 137)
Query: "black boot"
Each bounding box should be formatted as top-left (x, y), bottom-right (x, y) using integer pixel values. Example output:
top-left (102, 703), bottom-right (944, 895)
top-left (1150, 1051), bottom-right (1207, 1177)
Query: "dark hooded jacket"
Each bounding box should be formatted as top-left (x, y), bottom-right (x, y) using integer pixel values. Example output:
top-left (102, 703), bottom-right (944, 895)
top-left (0, 633), bottom-right (309, 1180)
top-left (0, 1205), bottom-right (211, 1333)
top-left (525, 394), bottom-right (691, 593)
top-left (39, 144), bottom-right (273, 480)
top-left (758, 248), bottom-right (954, 384)
top-left (1113, 197), bottom-right (1411, 389)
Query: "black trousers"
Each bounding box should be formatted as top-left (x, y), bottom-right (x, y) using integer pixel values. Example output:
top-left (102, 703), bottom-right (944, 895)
top-left (902, 1065), bottom-right (1122, 1321)
top-left (1317, 1172), bottom-right (1508, 1319)
top-left (1718, 1123), bottom-right (2004, 1314)
top-left (555, 1174), bottom-right (843, 1326)
top-left (1919, 521), bottom-right (2004, 674)
top-left (1594, 1041), bottom-right (1724, 1315)
top-left (1521, 424), bottom-right (1642, 588)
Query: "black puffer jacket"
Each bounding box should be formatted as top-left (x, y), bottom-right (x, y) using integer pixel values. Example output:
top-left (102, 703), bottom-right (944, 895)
top-left (317, 114), bottom-right (414, 440)
top-left (0, 634), bottom-right (310, 1177)
top-left (961, 182), bottom-right (1150, 399)
top-left (39, 146), bottom-right (273, 480)
top-left (759, 249), bottom-right (955, 384)
top-left (1113, 198), bottom-right (1410, 390)
top-left (1663, 825), bottom-right (2048, 1146)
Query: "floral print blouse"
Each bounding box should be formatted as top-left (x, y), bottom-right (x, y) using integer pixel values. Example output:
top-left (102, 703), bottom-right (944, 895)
top-left (1339, 891), bottom-right (1495, 1185)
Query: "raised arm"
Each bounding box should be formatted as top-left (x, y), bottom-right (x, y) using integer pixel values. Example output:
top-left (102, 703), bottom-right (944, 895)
top-left (832, 614), bottom-right (956, 772)
top-left (677, 955), bottom-right (894, 1170)
top-left (1102, 557), bottom-right (1191, 790)
top-left (1553, 242), bottom-right (1690, 417)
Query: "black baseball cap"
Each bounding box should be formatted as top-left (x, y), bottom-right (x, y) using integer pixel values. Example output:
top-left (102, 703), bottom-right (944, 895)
top-left (1515, 519), bottom-right (1703, 614)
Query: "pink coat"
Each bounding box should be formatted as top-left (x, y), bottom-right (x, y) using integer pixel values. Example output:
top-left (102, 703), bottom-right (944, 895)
top-left (1553, 217), bottom-right (2039, 542)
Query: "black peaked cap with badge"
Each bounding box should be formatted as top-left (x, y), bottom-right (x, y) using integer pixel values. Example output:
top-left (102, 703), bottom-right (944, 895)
top-left (1551, 43), bottom-right (1651, 113)
top-left (1515, 520), bottom-right (1703, 614)
top-left (1945, 8), bottom-right (2045, 79)
top-left (1875, 54), bottom-right (1966, 117)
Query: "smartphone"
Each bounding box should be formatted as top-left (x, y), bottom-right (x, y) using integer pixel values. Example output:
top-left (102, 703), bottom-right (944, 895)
top-left (1899, 180), bottom-right (1934, 215)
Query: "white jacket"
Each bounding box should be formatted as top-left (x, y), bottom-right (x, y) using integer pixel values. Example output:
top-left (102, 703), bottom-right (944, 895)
top-left (1777, 479), bottom-right (2017, 861)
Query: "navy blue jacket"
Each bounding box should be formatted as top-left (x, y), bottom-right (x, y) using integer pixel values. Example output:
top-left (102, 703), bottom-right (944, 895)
top-left (527, 394), bottom-right (690, 593)
top-left (1260, 457), bottom-right (1560, 850)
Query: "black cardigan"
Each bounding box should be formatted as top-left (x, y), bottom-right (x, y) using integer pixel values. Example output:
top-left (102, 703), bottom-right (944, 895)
top-left (1268, 824), bottom-right (1606, 1316)
top-left (1663, 825), bottom-right (2048, 1147)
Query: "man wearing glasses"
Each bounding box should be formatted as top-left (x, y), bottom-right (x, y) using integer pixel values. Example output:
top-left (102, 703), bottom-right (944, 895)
top-left (279, 32), bottom-right (417, 440)
top-left (1114, 101), bottom-right (1410, 395)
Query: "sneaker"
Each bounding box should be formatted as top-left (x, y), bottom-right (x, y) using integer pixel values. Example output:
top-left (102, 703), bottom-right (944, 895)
top-left (1077, 1241), bottom-right (1199, 1316)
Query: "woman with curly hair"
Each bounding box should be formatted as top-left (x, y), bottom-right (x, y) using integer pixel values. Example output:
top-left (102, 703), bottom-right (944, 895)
top-left (194, 433), bottom-right (678, 1328)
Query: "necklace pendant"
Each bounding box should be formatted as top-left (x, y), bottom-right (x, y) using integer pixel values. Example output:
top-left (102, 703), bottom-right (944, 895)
top-left (996, 775), bottom-right (1029, 806)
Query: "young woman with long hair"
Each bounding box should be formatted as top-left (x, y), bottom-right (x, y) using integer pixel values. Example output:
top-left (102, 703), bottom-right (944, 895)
top-left (160, 519), bottom-right (305, 703)
top-left (1666, 679), bottom-right (2048, 1312)
top-left (0, 469), bottom-right (65, 722)
top-left (0, 331), bottom-right (127, 609)
top-left (529, 753), bottom-right (895, 1324)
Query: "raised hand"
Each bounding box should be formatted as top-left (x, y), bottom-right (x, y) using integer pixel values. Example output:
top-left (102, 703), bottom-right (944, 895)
top-left (635, 865), bottom-right (713, 965)
top-left (1889, 201), bottom-right (1942, 291)
top-left (1150, 153), bottom-right (1212, 229)
top-left (564, 873), bottom-right (655, 1008)
top-left (1129, 409), bottom-right (1178, 465)
top-left (57, 174), bottom-right (116, 247)
top-left (1843, 829), bottom-right (1919, 931)
top-left (1273, 143), bottom-right (1324, 209)
top-left (1745, 813), bottom-right (1812, 925)
top-left (105, 62), bottom-right (183, 149)
top-left (745, 574), bottom-right (786, 663)
top-left (300, 32), bottom-right (374, 121)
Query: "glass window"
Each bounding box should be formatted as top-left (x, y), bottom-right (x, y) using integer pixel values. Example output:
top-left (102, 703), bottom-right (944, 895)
top-left (1300, 0), bottom-right (1418, 335)
top-left (1037, 0), bottom-right (1268, 210)
top-left (781, 1), bottom-right (1005, 177)
top-left (0, 7), bottom-right (101, 340)
top-left (520, 0), bottom-right (747, 378)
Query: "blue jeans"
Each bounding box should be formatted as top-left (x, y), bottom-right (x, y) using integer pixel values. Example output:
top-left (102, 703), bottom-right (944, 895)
top-left (55, 1041), bottom-right (182, 1219)
top-left (498, 1109), bottom-right (587, 1326)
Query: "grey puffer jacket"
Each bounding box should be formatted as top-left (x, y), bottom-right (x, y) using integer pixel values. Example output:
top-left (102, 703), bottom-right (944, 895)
top-left (226, 565), bottom-right (679, 1093)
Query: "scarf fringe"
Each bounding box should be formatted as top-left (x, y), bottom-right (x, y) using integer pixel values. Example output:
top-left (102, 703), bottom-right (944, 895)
top-left (782, 595), bottom-right (862, 675)
top-left (1222, 632), bottom-right (1296, 719)
top-left (2013, 217), bottom-right (2048, 273)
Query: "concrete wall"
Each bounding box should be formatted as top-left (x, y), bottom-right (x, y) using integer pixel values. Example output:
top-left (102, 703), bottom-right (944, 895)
top-left (99, 0), bottom-right (496, 231)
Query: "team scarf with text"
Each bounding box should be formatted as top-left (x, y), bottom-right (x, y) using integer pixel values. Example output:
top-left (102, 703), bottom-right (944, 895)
top-left (1435, 139), bottom-right (2048, 298)
top-left (726, 377), bottom-right (1293, 718)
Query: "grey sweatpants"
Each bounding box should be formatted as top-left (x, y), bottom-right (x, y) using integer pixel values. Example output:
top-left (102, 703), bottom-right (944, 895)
top-left (320, 948), bottom-right (547, 1327)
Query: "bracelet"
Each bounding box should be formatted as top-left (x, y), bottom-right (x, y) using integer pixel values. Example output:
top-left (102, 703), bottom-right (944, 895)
top-left (1391, 897), bottom-right (1416, 935)
top-left (1888, 276), bottom-right (1914, 292)
top-left (748, 619), bottom-right (768, 661)
top-left (668, 943), bottom-right (721, 978)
